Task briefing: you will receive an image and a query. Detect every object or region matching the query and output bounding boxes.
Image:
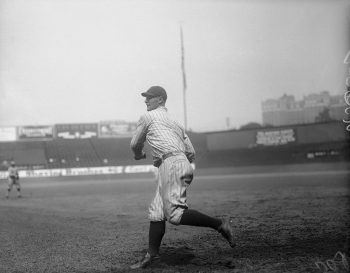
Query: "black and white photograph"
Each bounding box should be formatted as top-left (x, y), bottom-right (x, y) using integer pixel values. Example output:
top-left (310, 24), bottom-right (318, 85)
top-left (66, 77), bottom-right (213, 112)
top-left (0, 0), bottom-right (349, 272)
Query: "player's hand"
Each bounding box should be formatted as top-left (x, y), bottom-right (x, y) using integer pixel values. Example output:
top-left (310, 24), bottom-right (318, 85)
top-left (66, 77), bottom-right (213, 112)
top-left (134, 152), bottom-right (146, 160)
top-left (153, 158), bottom-right (162, 167)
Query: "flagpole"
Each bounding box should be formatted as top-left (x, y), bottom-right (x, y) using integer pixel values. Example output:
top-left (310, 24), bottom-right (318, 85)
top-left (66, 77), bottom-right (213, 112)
top-left (180, 25), bottom-right (188, 131)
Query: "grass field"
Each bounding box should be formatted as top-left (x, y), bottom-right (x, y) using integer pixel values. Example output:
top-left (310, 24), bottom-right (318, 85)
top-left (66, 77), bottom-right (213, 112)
top-left (0, 163), bottom-right (349, 273)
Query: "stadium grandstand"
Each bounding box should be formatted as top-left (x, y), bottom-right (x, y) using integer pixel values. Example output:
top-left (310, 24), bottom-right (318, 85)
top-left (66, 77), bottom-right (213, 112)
top-left (0, 121), bottom-right (349, 173)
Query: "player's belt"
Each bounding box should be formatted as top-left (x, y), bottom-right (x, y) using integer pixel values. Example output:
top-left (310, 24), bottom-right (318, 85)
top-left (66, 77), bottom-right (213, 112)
top-left (162, 151), bottom-right (183, 161)
top-left (153, 152), bottom-right (184, 167)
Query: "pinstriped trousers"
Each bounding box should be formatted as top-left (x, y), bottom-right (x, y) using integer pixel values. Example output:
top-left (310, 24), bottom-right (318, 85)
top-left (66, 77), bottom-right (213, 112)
top-left (148, 153), bottom-right (194, 225)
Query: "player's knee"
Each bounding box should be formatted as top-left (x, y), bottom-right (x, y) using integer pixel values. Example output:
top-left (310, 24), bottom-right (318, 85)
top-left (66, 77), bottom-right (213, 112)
top-left (167, 209), bottom-right (184, 226)
top-left (168, 216), bottom-right (180, 225)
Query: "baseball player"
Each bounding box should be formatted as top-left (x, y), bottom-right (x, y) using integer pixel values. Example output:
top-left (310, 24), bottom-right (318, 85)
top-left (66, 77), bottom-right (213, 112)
top-left (6, 161), bottom-right (21, 198)
top-left (130, 86), bottom-right (235, 269)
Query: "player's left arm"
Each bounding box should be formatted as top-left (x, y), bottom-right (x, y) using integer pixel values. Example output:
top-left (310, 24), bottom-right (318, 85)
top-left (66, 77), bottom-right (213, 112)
top-left (130, 116), bottom-right (147, 160)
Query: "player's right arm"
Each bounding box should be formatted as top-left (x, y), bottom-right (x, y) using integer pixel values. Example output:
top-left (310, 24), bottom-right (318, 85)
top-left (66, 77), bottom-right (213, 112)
top-left (130, 115), bottom-right (147, 160)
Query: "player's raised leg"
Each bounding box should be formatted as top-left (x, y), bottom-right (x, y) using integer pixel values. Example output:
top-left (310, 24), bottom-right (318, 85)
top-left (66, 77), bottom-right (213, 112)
top-left (179, 209), bottom-right (236, 248)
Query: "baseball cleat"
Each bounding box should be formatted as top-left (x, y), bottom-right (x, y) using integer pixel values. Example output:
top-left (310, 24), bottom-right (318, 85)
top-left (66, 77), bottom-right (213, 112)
top-left (130, 252), bottom-right (160, 269)
top-left (218, 218), bottom-right (236, 248)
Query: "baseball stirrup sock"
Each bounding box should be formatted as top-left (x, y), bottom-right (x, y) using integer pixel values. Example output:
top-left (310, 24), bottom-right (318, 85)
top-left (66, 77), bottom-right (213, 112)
top-left (148, 221), bottom-right (166, 256)
top-left (179, 209), bottom-right (222, 230)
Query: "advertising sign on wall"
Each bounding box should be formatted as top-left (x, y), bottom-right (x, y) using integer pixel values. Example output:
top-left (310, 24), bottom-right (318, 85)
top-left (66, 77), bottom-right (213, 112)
top-left (0, 127), bottom-right (17, 142)
top-left (98, 120), bottom-right (137, 138)
top-left (256, 128), bottom-right (297, 146)
top-left (55, 123), bottom-right (98, 139)
top-left (18, 125), bottom-right (54, 140)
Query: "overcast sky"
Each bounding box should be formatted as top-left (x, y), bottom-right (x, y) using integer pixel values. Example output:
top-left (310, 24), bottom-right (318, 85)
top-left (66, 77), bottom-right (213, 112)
top-left (0, 0), bottom-right (349, 132)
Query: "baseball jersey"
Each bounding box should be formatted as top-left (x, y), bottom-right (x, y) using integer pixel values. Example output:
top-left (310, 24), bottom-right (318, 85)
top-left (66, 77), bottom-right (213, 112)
top-left (131, 106), bottom-right (195, 164)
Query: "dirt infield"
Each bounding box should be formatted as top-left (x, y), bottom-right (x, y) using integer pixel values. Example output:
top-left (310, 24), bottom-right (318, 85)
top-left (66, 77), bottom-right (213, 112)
top-left (0, 163), bottom-right (349, 273)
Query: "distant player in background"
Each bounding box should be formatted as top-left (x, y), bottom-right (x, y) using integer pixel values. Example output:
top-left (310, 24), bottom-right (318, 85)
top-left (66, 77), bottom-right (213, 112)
top-left (6, 161), bottom-right (21, 198)
top-left (130, 86), bottom-right (235, 269)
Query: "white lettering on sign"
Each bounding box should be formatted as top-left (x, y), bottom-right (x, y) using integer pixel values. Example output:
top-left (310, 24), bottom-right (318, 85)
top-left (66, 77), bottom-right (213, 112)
top-left (256, 129), bottom-right (296, 146)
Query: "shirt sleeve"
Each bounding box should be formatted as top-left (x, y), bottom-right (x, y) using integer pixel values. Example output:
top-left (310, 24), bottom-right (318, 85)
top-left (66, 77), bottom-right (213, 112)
top-left (130, 115), bottom-right (147, 157)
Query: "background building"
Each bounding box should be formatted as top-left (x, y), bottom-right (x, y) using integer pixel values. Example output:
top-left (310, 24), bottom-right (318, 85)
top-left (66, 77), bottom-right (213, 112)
top-left (262, 91), bottom-right (346, 126)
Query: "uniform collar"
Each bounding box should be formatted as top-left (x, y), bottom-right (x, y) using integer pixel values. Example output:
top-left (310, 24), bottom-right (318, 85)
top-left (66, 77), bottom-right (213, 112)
top-left (158, 106), bottom-right (167, 111)
top-left (153, 106), bottom-right (167, 112)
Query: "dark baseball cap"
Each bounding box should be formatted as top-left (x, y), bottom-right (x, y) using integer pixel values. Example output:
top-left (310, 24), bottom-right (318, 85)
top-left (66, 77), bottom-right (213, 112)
top-left (141, 86), bottom-right (167, 101)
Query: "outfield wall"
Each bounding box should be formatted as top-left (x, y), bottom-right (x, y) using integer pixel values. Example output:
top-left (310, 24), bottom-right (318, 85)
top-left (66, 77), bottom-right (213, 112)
top-left (0, 163), bottom-right (196, 179)
top-left (1, 121), bottom-right (349, 171)
top-left (207, 121), bottom-right (349, 151)
top-left (296, 122), bottom-right (347, 144)
top-left (0, 165), bottom-right (153, 179)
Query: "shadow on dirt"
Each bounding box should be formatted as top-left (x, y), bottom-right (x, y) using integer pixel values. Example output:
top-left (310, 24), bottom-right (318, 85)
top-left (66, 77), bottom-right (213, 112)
top-left (160, 246), bottom-right (196, 266)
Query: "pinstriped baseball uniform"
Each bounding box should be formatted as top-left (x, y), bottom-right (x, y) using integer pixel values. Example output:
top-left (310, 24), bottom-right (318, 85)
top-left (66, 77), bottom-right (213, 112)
top-left (130, 106), bottom-right (195, 224)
